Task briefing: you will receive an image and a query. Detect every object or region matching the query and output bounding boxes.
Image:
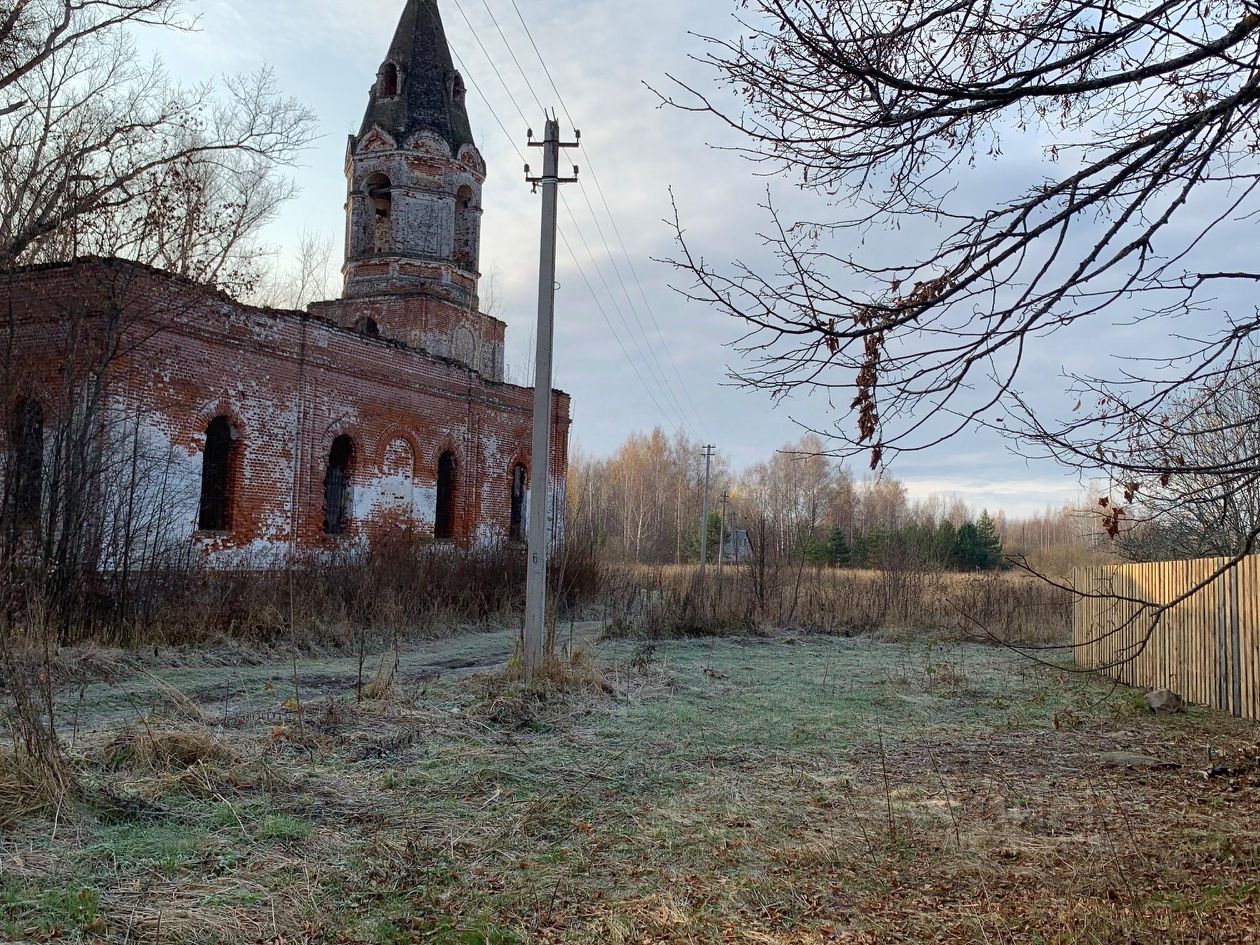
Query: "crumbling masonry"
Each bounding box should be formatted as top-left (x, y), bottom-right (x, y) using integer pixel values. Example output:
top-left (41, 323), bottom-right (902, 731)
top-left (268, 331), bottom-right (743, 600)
top-left (0, 0), bottom-right (570, 565)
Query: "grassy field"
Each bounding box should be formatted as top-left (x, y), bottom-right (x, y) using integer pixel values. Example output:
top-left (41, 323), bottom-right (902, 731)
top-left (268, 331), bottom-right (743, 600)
top-left (2, 627), bottom-right (1258, 944)
top-left (616, 565), bottom-right (1073, 642)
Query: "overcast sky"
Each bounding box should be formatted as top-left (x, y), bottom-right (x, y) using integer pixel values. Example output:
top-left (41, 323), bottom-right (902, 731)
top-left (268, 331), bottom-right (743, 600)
top-left (141, 0), bottom-right (1226, 518)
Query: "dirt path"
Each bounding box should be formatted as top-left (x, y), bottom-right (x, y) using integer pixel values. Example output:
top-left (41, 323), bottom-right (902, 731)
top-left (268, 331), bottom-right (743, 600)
top-left (56, 619), bottom-right (609, 734)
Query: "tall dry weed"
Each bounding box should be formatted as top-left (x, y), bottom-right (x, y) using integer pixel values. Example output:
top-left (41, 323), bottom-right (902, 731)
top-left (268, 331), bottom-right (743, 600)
top-left (620, 564), bottom-right (1071, 643)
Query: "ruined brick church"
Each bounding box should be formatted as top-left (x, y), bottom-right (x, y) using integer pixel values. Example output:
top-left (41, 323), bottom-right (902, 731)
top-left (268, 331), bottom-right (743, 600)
top-left (0, 0), bottom-right (570, 564)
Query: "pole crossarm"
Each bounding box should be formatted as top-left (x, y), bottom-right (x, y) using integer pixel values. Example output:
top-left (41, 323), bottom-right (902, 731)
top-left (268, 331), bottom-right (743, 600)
top-left (525, 126), bottom-right (580, 192)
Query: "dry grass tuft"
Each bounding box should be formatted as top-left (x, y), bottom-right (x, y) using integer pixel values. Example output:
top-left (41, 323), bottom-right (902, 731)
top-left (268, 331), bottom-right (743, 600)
top-left (144, 672), bottom-right (211, 723)
top-left (100, 725), bottom-right (241, 773)
top-left (0, 747), bottom-right (72, 826)
top-left (360, 669), bottom-right (399, 702)
top-left (465, 647), bottom-right (651, 730)
top-left (518, 646), bottom-right (615, 691)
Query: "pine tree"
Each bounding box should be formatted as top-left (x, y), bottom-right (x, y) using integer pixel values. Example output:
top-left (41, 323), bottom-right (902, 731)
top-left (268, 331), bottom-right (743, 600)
top-left (955, 521), bottom-right (982, 570)
top-left (850, 532), bottom-right (871, 568)
top-left (975, 510), bottom-right (1004, 570)
top-left (688, 510), bottom-right (723, 562)
top-left (827, 526), bottom-right (851, 567)
top-left (802, 536), bottom-right (832, 565)
top-left (864, 526), bottom-right (890, 568)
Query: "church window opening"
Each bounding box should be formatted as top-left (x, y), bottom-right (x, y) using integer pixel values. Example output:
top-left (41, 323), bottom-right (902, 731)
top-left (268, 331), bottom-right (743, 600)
top-left (355, 317), bottom-right (380, 338)
top-left (366, 173), bottom-right (392, 253)
top-left (379, 63), bottom-right (399, 98)
top-left (451, 71), bottom-right (466, 105)
top-left (510, 464), bottom-right (527, 542)
top-left (198, 415), bottom-right (235, 531)
top-left (454, 185), bottom-right (477, 267)
top-left (9, 399), bottom-right (43, 525)
top-left (435, 450), bottom-right (457, 540)
top-left (324, 435), bottom-right (355, 536)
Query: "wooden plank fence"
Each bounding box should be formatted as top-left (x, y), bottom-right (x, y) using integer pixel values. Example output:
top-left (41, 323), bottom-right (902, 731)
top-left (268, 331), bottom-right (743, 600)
top-left (1073, 557), bottom-right (1260, 720)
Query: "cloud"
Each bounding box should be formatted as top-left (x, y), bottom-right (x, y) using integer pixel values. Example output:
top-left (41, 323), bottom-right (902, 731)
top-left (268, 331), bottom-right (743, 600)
top-left (130, 0), bottom-right (1255, 518)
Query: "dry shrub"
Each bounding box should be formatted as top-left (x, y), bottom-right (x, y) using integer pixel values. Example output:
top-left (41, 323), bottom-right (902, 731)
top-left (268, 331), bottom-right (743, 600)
top-left (623, 564), bottom-right (1072, 643)
top-left (100, 726), bottom-right (241, 773)
top-left (0, 611), bottom-right (80, 825)
top-left (942, 571), bottom-right (1072, 643)
top-left (38, 528), bottom-right (609, 649)
top-left (1021, 543), bottom-right (1118, 581)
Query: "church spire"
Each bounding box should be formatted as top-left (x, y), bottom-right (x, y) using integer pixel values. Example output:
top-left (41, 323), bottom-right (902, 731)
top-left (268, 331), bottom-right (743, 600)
top-left (358, 0), bottom-right (475, 156)
top-left (341, 0), bottom-right (486, 307)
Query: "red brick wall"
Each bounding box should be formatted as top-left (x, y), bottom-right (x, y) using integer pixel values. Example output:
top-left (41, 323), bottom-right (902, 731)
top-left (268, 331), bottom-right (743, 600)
top-left (0, 259), bottom-right (570, 566)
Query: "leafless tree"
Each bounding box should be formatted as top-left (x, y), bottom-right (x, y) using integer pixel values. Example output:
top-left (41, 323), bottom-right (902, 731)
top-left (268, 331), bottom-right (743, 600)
top-left (251, 228), bottom-right (338, 311)
top-left (1111, 353), bottom-right (1260, 560)
top-left (657, 0), bottom-right (1260, 657)
top-left (0, 0), bottom-right (315, 626)
top-left (1, 1), bottom-right (313, 284)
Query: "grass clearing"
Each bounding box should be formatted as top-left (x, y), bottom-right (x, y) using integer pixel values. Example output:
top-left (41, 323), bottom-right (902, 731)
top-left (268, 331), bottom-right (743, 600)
top-left (1, 630), bottom-right (1257, 943)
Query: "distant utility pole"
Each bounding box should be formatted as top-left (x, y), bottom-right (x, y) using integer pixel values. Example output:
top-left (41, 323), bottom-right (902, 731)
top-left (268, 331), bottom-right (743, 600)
top-left (699, 445), bottom-right (716, 578)
top-left (717, 489), bottom-right (730, 578)
top-left (522, 116), bottom-right (579, 682)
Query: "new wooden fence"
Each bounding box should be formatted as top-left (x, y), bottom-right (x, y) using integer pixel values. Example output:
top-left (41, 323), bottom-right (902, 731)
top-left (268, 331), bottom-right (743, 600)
top-left (1073, 557), bottom-right (1260, 720)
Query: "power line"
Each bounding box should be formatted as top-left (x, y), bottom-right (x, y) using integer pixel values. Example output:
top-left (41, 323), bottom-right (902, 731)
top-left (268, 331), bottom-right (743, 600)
top-left (477, 0), bottom-right (546, 115)
top-left (446, 44), bottom-right (695, 439)
top-left (582, 172), bottom-right (712, 439)
top-left (557, 190), bottom-right (701, 439)
top-left (508, 0), bottom-right (574, 128)
top-left (475, 0), bottom-right (711, 440)
top-left (504, 0), bottom-right (714, 441)
top-left (449, 0), bottom-right (531, 128)
top-left (557, 228), bottom-right (689, 433)
top-left (447, 14), bottom-right (701, 441)
top-left (570, 178), bottom-right (705, 438)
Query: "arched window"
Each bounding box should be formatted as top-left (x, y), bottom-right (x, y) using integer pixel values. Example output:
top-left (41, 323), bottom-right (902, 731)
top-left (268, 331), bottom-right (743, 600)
top-left (9, 399), bottom-right (43, 524)
top-left (379, 63), bottom-right (399, 98)
top-left (453, 184), bottom-right (477, 267)
top-left (324, 435), bottom-right (355, 536)
top-left (451, 71), bottom-right (466, 106)
top-left (365, 173), bottom-right (392, 254)
top-left (509, 464), bottom-right (528, 542)
top-left (435, 450), bottom-right (458, 540)
top-left (355, 317), bottom-right (380, 338)
top-left (198, 415), bottom-right (235, 531)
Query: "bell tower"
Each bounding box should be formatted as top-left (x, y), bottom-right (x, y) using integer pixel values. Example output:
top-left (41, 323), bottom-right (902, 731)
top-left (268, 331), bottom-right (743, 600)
top-left (343, 0), bottom-right (486, 308)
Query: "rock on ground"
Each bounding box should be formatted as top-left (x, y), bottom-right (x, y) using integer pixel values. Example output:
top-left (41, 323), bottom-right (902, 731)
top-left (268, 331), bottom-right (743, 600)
top-left (1145, 688), bottom-right (1186, 714)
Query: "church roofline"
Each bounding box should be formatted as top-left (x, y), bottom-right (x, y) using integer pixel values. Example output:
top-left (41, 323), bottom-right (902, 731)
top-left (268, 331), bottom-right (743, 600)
top-left (4, 255), bottom-right (557, 396)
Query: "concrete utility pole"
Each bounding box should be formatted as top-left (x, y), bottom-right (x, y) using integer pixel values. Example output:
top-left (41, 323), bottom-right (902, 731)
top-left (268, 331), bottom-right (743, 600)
top-left (699, 445), bottom-right (716, 579)
top-left (717, 489), bottom-right (730, 578)
top-left (522, 117), bottom-right (579, 682)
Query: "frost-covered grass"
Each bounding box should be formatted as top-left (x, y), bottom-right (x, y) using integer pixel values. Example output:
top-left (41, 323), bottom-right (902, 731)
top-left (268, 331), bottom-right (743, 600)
top-left (3, 631), bottom-right (1257, 943)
